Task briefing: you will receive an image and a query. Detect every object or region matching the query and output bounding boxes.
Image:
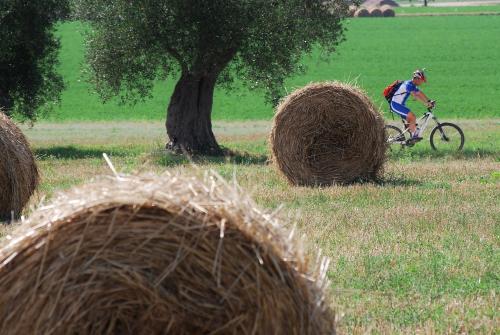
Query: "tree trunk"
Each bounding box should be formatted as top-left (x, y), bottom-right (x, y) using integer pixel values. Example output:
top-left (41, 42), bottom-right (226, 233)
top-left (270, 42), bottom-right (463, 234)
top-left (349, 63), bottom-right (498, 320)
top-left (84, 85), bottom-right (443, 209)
top-left (165, 72), bottom-right (222, 155)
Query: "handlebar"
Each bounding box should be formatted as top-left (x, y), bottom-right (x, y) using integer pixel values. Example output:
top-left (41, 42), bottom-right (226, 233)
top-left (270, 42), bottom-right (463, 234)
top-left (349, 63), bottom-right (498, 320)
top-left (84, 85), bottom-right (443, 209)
top-left (426, 100), bottom-right (436, 113)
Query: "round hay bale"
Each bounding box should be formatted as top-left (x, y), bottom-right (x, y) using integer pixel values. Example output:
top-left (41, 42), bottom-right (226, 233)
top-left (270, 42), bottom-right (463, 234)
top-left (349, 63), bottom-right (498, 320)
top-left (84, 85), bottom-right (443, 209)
top-left (354, 7), bottom-right (370, 17)
top-left (0, 172), bottom-right (335, 334)
top-left (381, 5), bottom-right (395, 17)
top-left (0, 111), bottom-right (39, 221)
top-left (348, 5), bottom-right (357, 17)
top-left (270, 82), bottom-right (386, 186)
top-left (368, 6), bottom-right (383, 17)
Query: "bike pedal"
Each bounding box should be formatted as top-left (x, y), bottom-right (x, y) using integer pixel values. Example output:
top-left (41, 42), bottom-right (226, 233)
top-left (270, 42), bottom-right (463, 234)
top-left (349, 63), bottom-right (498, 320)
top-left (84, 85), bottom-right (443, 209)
top-left (406, 137), bottom-right (422, 145)
top-left (405, 139), bottom-right (416, 146)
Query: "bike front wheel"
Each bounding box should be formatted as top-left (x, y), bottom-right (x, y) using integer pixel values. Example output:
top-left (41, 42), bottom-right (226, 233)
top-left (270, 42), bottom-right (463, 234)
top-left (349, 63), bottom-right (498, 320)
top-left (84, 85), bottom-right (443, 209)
top-left (430, 122), bottom-right (465, 151)
top-left (384, 125), bottom-right (406, 151)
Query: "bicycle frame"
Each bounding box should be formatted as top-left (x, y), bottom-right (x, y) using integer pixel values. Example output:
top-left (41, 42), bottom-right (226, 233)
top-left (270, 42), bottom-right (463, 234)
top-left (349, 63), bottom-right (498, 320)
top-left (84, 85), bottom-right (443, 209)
top-left (390, 108), bottom-right (439, 144)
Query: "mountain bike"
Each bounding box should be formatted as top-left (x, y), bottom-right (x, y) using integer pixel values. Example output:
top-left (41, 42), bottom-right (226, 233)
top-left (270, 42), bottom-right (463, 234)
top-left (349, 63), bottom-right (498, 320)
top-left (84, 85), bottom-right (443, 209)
top-left (385, 106), bottom-right (465, 151)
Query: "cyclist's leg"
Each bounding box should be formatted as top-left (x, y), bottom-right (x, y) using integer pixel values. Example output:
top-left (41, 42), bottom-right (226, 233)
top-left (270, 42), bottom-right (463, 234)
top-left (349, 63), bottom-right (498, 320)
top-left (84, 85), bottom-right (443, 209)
top-left (406, 111), bottom-right (417, 135)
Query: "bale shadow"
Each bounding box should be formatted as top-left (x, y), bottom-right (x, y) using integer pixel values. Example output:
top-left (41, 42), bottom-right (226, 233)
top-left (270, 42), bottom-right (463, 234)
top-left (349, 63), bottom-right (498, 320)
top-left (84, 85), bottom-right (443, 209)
top-left (333, 175), bottom-right (423, 188)
top-left (375, 177), bottom-right (423, 187)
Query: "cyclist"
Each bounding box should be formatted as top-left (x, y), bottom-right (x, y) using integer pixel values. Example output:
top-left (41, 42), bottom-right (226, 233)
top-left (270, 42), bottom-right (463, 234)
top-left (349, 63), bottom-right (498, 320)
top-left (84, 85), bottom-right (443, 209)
top-left (389, 69), bottom-right (435, 141)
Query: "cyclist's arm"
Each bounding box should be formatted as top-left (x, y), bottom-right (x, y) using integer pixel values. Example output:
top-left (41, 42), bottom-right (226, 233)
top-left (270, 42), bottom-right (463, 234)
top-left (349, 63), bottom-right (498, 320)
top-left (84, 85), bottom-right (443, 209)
top-left (412, 91), bottom-right (433, 107)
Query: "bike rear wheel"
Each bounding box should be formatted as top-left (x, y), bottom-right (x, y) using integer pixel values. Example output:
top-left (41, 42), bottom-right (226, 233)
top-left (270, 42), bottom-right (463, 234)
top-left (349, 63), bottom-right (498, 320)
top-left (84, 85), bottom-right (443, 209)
top-left (384, 125), bottom-right (406, 151)
top-left (430, 122), bottom-right (464, 151)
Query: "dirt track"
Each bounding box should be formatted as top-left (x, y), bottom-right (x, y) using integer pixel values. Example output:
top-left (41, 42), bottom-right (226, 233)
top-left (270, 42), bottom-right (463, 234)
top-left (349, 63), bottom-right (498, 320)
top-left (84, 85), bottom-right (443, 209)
top-left (398, 11), bottom-right (500, 15)
top-left (428, 0), bottom-right (500, 6)
top-left (397, 0), bottom-right (500, 16)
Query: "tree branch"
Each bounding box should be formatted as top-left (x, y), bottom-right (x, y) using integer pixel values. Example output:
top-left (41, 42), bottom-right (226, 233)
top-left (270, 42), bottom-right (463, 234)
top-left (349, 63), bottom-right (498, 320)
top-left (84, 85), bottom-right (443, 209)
top-left (167, 47), bottom-right (188, 73)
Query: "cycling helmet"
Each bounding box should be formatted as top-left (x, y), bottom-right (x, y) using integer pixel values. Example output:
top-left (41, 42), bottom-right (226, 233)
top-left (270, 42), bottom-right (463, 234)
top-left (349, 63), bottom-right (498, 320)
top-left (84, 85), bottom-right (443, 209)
top-left (413, 69), bottom-right (426, 82)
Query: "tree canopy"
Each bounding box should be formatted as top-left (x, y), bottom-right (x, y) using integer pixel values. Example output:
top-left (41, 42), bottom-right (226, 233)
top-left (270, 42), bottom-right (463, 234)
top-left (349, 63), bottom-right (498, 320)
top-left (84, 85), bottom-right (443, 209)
top-left (0, 0), bottom-right (69, 119)
top-left (74, 0), bottom-right (349, 154)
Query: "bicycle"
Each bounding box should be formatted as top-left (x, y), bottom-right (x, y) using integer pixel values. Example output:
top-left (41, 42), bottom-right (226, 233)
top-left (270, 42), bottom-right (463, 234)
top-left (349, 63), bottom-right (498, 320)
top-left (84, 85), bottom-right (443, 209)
top-left (385, 106), bottom-right (465, 151)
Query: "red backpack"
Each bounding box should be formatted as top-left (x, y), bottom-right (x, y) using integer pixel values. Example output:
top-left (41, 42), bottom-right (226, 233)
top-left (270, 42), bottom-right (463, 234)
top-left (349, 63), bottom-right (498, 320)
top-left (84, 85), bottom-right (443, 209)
top-left (382, 80), bottom-right (403, 102)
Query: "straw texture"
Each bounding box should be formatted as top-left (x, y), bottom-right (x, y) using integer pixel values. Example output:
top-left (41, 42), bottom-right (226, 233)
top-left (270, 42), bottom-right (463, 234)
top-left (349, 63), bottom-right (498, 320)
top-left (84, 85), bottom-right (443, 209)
top-left (0, 171), bottom-right (335, 334)
top-left (270, 82), bottom-right (386, 186)
top-left (0, 111), bottom-right (39, 221)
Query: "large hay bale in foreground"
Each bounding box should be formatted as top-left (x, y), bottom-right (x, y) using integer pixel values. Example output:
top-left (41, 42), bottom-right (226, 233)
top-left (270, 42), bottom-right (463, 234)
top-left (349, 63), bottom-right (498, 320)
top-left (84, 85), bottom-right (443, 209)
top-left (354, 7), bottom-right (370, 17)
top-left (368, 6), bottom-right (383, 17)
top-left (0, 172), bottom-right (335, 334)
top-left (0, 112), bottom-right (39, 221)
top-left (270, 82), bottom-right (386, 186)
top-left (381, 5), bottom-right (395, 17)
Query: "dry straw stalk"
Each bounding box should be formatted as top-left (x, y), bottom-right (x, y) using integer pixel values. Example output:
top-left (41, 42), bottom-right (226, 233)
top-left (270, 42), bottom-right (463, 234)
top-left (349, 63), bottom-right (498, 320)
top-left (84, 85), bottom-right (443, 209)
top-left (0, 171), bottom-right (335, 334)
top-left (270, 81), bottom-right (387, 186)
top-left (0, 111), bottom-right (39, 221)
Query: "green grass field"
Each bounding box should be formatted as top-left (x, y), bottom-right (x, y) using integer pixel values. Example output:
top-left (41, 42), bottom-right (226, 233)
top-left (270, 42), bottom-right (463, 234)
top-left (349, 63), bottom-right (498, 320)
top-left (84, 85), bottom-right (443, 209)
top-left (6, 118), bottom-right (497, 333)
top-left (50, 14), bottom-right (500, 121)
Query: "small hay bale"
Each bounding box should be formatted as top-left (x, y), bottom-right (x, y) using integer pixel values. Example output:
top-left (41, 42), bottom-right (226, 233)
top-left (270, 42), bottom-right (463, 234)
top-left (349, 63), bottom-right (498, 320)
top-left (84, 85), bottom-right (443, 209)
top-left (270, 82), bottom-right (386, 186)
top-left (368, 6), bottom-right (383, 17)
top-left (0, 172), bottom-right (335, 335)
top-left (354, 7), bottom-right (370, 17)
top-left (381, 5), bottom-right (395, 17)
top-left (0, 111), bottom-right (39, 221)
top-left (348, 5), bottom-right (357, 17)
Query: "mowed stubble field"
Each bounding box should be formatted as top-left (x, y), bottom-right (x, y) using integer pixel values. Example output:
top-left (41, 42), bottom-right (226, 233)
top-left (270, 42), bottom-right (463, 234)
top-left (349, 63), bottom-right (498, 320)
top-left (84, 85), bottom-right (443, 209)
top-left (7, 118), bottom-right (497, 333)
top-left (2, 6), bottom-right (500, 335)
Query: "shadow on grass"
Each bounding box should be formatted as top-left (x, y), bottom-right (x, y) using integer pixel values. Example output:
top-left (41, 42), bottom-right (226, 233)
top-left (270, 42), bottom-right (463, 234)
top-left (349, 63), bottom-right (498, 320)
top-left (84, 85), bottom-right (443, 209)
top-left (375, 176), bottom-right (423, 187)
top-left (377, 176), bottom-right (455, 189)
top-left (35, 146), bottom-right (131, 160)
top-left (155, 148), bottom-right (269, 167)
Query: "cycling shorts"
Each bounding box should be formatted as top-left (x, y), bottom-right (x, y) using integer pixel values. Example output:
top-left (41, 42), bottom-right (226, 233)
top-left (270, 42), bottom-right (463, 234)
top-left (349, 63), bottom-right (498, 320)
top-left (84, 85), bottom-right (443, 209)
top-left (390, 101), bottom-right (411, 119)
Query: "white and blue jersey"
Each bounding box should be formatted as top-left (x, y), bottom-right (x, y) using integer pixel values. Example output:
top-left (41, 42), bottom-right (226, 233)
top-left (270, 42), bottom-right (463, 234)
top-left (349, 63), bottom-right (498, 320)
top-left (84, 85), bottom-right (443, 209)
top-left (390, 80), bottom-right (420, 118)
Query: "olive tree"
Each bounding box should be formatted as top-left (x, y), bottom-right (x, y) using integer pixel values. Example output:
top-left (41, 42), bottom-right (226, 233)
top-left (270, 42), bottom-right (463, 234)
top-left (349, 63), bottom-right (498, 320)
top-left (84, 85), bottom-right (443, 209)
top-left (74, 0), bottom-right (348, 155)
top-left (0, 0), bottom-right (69, 119)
